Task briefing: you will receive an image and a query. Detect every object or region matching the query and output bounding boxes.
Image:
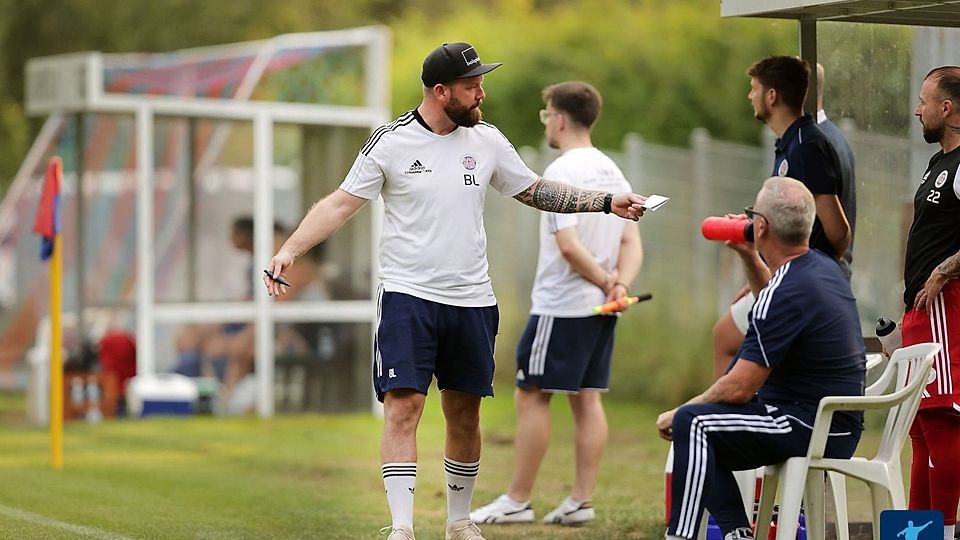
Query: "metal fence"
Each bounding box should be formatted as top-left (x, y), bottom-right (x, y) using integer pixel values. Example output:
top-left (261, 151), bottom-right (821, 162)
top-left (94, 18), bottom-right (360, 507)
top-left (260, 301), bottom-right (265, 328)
top-left (485, 121), bottom-right (925, 331)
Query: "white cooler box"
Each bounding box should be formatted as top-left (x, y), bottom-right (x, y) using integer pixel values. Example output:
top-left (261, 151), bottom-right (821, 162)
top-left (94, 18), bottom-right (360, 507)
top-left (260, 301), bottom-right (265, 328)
top-left (126, 374), bottom-right (199, 417)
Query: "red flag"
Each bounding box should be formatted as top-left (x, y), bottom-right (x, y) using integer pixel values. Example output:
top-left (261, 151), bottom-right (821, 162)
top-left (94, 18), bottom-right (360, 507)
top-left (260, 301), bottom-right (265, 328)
top-left (33, 157), bottom-right (62, 261)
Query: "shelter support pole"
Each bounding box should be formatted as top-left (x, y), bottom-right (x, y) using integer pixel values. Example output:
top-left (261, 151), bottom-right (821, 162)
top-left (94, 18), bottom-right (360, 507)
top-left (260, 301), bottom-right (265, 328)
top-left (254, 112), bottom-right (275, 418)
top-left (136, 107), bottom-right (155, 375)
top-left (800, 18), bottom-right (818, 115)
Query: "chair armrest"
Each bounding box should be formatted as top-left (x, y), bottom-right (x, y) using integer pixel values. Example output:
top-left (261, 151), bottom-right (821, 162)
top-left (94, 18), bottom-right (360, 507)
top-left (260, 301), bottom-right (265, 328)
top-left (865, 356), bottom-right (896, 396)
top-left (805, 365), bottom-right (931, 459)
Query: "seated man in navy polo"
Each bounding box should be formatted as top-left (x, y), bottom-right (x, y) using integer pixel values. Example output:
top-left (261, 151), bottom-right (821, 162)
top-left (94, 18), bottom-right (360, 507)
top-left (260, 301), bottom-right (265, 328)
top-left (657, 176), bottom-right (866, 540)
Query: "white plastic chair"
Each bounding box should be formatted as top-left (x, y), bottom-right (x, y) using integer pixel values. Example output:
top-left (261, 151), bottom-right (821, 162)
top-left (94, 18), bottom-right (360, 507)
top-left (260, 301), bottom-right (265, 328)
top-left (824, 351), bottom-right (888, 539)
top-left (754, 342), bottom-right (939, 540)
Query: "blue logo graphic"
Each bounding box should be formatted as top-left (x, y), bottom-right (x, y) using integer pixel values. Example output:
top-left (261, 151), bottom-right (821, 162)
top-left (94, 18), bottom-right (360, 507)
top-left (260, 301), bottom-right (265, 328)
top-left (880, 510), bottom-right (943, 540)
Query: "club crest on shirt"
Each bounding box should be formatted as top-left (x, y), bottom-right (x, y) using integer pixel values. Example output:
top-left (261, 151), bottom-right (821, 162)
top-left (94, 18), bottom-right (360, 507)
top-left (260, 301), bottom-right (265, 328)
top-left (935, 170), bottom-right (949, 188)
top-left (777, 159), bottom-right (789, 176)
top-left (462, 154), bottom-right (477, 171)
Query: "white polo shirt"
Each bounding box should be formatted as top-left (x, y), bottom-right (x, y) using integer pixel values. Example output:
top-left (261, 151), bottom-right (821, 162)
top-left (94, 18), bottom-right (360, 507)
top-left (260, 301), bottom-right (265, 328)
top-left (340, 110), bottom-right (539, 307)
top-left (530, 147), bottom-right (632, 317)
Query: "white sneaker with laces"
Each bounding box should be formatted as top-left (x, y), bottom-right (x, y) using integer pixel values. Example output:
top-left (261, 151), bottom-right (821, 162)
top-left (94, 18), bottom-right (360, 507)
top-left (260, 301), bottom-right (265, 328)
top-left (470, 494), bottom-right (535, 524)
top-left (542, 496), bottom-right (595, 526)
top-left (379, 524), bottom-right (415, 539)
top-left (445, 519), bottom-right (485, 540)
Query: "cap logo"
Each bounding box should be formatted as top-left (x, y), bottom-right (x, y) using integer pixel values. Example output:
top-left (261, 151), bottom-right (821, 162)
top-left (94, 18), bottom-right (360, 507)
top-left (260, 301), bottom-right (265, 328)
top-left (461, 47), bottom-right (480, 67)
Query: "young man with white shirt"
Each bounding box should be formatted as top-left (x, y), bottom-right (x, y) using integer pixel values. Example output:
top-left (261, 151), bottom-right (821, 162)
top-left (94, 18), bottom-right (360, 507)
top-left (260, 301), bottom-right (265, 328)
top-left (263, 45), bottom-right (647, 540)
top-left (471, 81), bottom-right (643, 527)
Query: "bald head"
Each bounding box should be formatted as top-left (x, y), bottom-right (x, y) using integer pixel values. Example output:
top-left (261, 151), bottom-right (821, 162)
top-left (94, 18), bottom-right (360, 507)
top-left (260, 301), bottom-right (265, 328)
top-left (755, 177), bottom-right (815, 245)
top-left (924, 65), bottom-right (960, 103)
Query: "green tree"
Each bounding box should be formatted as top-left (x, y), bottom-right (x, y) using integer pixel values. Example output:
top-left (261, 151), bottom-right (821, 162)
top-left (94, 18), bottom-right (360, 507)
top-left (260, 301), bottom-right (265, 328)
top-left (389, 0), bottom-right (796, 148)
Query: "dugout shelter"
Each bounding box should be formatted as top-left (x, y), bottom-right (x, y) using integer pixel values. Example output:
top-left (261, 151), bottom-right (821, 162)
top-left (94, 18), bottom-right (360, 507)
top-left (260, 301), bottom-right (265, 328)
top-left (4, 26), bottom-right (391, 418)
top-left (721, 1), bottom-right (960, 352)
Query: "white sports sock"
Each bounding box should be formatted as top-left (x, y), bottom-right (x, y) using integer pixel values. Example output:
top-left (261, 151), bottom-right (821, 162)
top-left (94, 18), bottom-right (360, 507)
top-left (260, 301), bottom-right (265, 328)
top-left (444, 456), bottom-right (479, 524)
top-left (945, 524), bottom-right (955, 540)
top-left (503, 494), bottom-right (529, 508)
top-left (382, 462), bottom-right (416, 529)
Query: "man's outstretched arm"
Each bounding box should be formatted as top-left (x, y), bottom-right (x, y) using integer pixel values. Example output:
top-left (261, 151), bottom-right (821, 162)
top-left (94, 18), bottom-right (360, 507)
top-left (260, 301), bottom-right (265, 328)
top-left (513, 177), bottom-right (646, 220)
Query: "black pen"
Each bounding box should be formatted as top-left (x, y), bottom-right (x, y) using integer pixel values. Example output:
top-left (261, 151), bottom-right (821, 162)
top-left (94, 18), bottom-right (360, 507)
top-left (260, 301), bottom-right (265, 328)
top-left (263, 269), bottom-right (291, 287)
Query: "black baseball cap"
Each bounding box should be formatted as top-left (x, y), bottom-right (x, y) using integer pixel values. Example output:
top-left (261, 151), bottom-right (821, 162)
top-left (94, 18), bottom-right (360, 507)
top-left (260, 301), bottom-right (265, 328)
top-left (421, 42), bottom-right (502, 87)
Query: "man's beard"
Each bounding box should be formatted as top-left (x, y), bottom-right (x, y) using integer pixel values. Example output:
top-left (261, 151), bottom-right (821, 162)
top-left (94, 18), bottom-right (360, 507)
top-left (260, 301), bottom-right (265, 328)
top-left (922, 120), bottom-right (944, 144)
top-left (445, 98), bottom-right (482, 127)
top-left (754, 103), bottom-right (770, 123)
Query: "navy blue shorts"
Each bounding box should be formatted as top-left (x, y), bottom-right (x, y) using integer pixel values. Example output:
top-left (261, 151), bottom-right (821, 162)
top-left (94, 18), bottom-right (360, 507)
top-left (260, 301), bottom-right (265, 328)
top-left (515, 314), bottom-right (617, 393)
top-left (373, 291), bottom-right (499, 402)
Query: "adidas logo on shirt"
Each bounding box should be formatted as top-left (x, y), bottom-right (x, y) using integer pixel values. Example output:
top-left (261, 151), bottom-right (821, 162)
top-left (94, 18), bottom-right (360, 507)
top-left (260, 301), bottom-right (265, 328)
top-left (404, 159), bottom-right (432, 174)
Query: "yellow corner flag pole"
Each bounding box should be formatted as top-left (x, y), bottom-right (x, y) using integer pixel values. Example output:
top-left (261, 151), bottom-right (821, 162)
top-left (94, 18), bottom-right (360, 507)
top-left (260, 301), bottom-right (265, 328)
top-left (44, 157), bottom-right (64, 470)
top-left (50, 225), bottom-right (63, 469)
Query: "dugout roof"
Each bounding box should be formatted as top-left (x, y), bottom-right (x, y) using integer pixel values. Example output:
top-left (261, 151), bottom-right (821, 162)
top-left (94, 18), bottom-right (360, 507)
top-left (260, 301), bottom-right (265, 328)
top-left (721, 0), bottom-right (960, 112)
top-left (721, 0), bottom-right (960, 27)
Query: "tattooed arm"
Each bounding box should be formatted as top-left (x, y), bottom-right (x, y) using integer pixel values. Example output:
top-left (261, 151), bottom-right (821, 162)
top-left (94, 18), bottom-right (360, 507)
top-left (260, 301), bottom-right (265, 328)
top-left (939, 251), bottom-right (960, 280)
top-left (513, 177), bottom-right (646, 220)
top-left (915, 249), bottom-right (960, 310)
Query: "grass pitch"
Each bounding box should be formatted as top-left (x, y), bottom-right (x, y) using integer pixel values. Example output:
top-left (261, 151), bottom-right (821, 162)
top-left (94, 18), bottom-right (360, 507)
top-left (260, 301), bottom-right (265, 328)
top-left (0, 389), bottom-right (887, 539)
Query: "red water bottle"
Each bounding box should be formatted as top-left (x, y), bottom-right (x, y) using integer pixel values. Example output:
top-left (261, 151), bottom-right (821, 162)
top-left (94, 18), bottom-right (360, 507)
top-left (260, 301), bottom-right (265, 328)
top-left (701, 217), bottom-right (754, 243)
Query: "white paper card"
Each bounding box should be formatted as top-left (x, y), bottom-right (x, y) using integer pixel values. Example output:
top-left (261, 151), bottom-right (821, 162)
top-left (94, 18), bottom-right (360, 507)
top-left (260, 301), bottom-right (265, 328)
top-left (642, 194), bottom-right (669, 211)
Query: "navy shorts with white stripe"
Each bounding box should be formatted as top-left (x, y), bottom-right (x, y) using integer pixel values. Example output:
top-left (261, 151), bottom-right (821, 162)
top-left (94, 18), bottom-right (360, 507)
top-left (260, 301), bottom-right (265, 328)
top-left (515, 314), bottom-right (616, 393)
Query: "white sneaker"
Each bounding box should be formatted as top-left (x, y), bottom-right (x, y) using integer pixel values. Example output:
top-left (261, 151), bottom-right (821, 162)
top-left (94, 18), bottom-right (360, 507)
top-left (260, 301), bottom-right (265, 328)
top-left (542, 496), bottom-right (595, 526)
top-left (445, 519), bottom-right (485, 540)
top-left (470, 494), bottom-right (535, 524)
top-left (379, 524), bottom-right (415, 539)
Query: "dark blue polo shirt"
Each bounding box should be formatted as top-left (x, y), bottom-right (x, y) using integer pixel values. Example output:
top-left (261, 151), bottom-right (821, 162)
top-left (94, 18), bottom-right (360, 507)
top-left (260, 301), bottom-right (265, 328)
top-left (773, 115), bottom-right (844, 260)
top-left (818, 117), bottom-right (857, 278)
top-left (737, 249), bottom-right (866, 431)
